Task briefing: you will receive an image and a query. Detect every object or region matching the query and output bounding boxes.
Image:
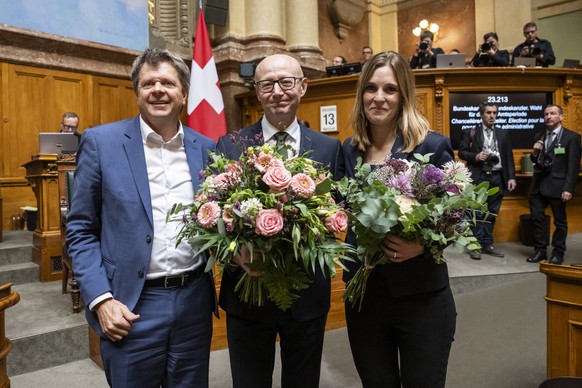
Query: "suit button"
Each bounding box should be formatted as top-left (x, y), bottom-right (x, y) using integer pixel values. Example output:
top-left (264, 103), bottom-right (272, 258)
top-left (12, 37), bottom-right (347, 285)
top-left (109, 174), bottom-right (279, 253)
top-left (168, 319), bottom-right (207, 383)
top-left (138, 270), bottom-right (144, 277)
top-left (146, 235), bottom-right (152, 243)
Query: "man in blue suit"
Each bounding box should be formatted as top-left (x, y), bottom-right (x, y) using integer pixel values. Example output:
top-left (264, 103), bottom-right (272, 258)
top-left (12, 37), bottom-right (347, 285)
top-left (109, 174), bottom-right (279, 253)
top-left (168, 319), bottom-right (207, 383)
top-left (66, 48), bottom-right (216, 387)
top-left (216, 54), bottom-right (344, 388)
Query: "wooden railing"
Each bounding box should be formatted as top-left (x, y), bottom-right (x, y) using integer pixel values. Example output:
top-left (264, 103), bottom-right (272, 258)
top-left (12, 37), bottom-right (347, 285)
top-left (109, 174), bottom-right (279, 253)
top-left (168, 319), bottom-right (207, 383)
top-left (0, 284), bottom-right (21, 388)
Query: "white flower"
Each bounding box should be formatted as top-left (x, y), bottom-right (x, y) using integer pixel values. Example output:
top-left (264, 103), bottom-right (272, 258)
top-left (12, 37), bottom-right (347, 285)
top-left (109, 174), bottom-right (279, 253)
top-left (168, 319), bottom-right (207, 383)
top-left (239, 198), bottom-right (263, 219)
top-left (395, 195), bottom-right (420, 221)
top-left (442, 160), bottom-right (472, 189)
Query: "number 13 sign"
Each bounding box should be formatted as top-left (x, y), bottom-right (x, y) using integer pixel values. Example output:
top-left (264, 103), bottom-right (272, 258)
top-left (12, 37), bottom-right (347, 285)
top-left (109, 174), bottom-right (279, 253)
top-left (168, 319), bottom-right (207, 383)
top-left (320, 105), bottom-right (337, 133)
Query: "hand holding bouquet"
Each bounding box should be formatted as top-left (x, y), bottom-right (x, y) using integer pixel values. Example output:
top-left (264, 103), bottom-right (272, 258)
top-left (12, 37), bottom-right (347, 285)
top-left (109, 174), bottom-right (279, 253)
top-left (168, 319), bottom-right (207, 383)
top-left (168, 143), bottom-right (354, 311)
top-left (339, 153), bottom-right (496, 310)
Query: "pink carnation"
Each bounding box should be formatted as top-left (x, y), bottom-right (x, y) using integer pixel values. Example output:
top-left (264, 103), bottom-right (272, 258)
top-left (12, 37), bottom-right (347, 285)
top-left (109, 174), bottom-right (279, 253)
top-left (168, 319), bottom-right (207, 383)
top-left (290, 173), bottom-right (316, 198)
top-left (255, 209), bottom-right (284, 236)
top-left (325, 211), bottom-right (348, 233)
top-left (254, 154), bottom-right (274, 173)
top-left (263, 166), bottom-right (292, 192)
top-left (214, 173), bottom-right (233, 192)
top-left (197, 202), bottom-right (221, 228)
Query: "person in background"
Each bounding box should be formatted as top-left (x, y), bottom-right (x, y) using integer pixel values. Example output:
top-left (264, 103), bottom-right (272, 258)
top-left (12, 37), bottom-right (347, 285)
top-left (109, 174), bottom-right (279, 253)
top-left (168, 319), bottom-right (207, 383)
top-left (458, 102), bottom-right (516, 260)
top-left (216, 54), bottom-right (344, 388)
top-left (332, 55), bottom-right (347, 66)
top-left (60, 111), bottom-right (82, 138)
top-left (66, 48), bottom-right (217, 387)
top-left (470, 32), bottom-right (509, 67)
top-left (526, 104), bottom-right (581, 264)
top-left (511, 22), bottom-right (555, 67)
top-left (410, 30), bottom-right (444, 69)
top-left (449, 48), bottom-right (461, 54)
top-left (343, 51), bottom-right (456, 388)
top-left (362, 46), bottom-right (373, 62)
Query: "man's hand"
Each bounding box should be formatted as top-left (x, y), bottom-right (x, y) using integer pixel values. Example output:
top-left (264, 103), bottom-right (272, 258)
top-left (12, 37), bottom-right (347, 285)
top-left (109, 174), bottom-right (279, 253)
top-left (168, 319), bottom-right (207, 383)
top-left (95, 298), bottom-right (140, 342)
top-left (562, 191), bottom-right (573, 202)
top-left (231, 244), bottom-right (263, 277)
top-left (507, 179), bottom-right (517, 192)
top-left (476, 151), bottom-right (488, 162)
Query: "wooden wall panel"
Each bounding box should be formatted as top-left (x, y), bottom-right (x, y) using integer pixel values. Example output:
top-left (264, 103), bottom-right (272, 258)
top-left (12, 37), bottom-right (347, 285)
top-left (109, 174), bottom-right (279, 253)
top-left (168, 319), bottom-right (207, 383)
top-left (0, 63), bottom-right (135, 231)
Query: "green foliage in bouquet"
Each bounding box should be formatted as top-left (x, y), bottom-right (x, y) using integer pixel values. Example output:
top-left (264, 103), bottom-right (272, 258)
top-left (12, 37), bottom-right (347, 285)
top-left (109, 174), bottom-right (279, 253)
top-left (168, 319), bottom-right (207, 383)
top-left (168, 143), bottom-right (354, 311)
top-left (338, 154), bottom-right (497, 310)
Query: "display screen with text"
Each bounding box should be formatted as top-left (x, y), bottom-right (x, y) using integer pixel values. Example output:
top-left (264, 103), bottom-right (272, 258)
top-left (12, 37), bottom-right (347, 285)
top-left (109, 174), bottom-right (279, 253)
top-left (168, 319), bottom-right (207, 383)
top-left (448, 92), bottom-right (552, 149)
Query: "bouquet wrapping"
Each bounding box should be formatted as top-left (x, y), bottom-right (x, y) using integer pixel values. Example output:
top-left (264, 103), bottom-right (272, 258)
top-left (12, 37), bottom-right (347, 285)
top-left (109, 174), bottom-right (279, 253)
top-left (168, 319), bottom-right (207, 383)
top-left (339, 153), bottom-right (496, 310)
top-left (168, 142), bottom-right (354, 311)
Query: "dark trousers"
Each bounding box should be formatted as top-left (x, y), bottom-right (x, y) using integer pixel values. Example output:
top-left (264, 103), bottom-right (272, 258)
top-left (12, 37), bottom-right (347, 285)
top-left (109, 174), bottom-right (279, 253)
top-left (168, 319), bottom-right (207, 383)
top-left (100, 274), bottom-right (214, 388)
top-left (472, 172), bottom-right (504, 247)
top-left (529, 192), bottom-right (568, 257)
top-left (345, 273), bottom-right (456, 388)
top-left (226, 311), bottom-right (327, 388)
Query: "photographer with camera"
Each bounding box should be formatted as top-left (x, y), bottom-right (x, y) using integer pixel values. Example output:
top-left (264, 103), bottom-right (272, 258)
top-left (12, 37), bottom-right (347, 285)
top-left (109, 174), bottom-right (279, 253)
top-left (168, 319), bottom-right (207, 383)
top-left (470, 32), bottom-right (509, 67)
top-left (526, 105), bottom-right (581, 265)
top-left (410, 30), bottom-right (444, 69)
top-left (511, 22), bottom-right (555, 67)
top-left (459, 102), bottom-right (516, 260)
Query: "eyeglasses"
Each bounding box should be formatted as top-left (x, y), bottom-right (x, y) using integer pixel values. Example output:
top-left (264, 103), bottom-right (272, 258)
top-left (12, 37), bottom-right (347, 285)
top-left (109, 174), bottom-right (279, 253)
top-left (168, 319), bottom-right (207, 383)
top-left (62, 124), bottom-right (78, 130)
top-left (524, 30), bottom-right (536, 35)
top-left (254, 77), bottom-right (303, 93)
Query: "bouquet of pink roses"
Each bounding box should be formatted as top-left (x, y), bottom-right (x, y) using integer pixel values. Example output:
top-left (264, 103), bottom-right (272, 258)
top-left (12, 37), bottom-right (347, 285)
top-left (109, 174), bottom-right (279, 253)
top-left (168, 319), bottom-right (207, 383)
top-left (168, 143), bottom-right (354, 311)
top-left (339, 153), bottom-right (495, 310)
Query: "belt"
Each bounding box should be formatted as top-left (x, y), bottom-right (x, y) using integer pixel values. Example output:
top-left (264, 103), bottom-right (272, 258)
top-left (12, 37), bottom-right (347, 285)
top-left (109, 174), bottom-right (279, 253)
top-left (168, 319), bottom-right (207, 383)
top-left (144, 266), bottom-right (204, 289)
top-left (483, 170), bottom-right (501, 175)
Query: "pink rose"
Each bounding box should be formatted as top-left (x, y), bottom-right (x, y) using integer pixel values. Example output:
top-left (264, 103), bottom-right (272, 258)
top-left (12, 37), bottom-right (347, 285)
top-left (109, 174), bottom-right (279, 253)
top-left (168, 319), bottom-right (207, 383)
top-left (197, 202), bottom-right (221, 228)
top-left (263, 166), bottom-right (292, 192)
top-left (290, 173), bottom-right (316, 198)
top-left (325, 211), bottom-right (348, 233)
top-left (255, 209), bottom-right (284, 236)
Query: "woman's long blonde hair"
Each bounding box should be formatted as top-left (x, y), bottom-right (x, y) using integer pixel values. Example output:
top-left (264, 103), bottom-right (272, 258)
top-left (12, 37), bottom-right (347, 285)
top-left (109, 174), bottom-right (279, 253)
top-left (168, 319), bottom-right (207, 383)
top-left (349, 51), bottom-right (430, 153)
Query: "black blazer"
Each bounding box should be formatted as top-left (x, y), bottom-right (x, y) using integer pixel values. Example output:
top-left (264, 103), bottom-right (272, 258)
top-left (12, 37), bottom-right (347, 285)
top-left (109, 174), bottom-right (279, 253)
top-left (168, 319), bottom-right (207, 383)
top-left (216, 119), bottom-right (345, 321)
top-left (342, 132), bottom-right (453, 297)
top-left (529, 127), bottom-right (581, 198)
top-left (458, 125), bottom-right (516, 192)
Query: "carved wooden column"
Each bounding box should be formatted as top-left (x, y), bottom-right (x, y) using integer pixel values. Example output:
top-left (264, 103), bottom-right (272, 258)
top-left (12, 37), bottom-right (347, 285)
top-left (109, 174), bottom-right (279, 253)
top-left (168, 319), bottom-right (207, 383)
top-left (22, 155), bottom-right (62, 282)
top-left (0, 283), bottom-right (20, 388)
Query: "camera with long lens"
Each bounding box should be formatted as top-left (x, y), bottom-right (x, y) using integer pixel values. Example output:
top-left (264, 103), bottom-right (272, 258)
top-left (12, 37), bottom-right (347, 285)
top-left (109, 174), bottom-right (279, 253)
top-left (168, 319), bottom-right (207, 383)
top-left (485, 153), bottom-right (500, 166)
top-left (530, 45), bottom-right (541, 55)
top-left (419, 41), bottom-right (429, 50)
top-left (481, 42), bottom-right (491, 52)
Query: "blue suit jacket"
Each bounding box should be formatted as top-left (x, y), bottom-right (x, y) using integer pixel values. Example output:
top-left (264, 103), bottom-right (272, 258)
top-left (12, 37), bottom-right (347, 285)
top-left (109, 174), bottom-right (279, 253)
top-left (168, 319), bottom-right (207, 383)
top-left (343, 132), bottom-right (454, 297)
top-left (216, 120), bottom-right (345, 321)
top-left (66, 116), bottom-right (216, 334)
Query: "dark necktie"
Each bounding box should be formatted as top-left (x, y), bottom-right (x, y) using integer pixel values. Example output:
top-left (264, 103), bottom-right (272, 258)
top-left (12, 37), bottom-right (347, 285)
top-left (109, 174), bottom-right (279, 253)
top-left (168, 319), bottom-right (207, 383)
top-left (545, 131), bottom-right (555, 149)
top-left (273, 132), bottom-right (290, 159)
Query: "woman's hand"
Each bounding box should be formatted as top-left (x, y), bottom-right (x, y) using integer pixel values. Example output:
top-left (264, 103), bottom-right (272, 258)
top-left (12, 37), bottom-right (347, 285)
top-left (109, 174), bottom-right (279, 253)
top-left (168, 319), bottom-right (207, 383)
top-left (379, 234), bottom-right (425, 263)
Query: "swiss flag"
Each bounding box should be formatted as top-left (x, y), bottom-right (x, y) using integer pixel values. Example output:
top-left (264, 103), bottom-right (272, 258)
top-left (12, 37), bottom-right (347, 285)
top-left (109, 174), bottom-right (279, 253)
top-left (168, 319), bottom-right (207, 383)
top-left (187, 7), bottom-right (227, 142)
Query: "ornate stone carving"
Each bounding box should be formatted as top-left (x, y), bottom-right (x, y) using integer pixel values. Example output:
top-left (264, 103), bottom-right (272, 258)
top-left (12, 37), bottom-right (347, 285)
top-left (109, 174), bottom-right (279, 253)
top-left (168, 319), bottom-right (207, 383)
top-left (327, 0), bottom-right (366, 41)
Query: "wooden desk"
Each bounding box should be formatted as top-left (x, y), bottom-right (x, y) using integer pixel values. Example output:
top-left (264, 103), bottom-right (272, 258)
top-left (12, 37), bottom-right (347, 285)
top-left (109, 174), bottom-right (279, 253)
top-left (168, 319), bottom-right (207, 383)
top-left (540, 263), bottom-right (582, 377)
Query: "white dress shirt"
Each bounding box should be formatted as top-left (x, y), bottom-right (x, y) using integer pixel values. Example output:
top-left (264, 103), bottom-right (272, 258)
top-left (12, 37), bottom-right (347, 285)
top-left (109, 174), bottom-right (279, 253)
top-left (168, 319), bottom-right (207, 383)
top-left (261, 116), bottom-right (301, 156)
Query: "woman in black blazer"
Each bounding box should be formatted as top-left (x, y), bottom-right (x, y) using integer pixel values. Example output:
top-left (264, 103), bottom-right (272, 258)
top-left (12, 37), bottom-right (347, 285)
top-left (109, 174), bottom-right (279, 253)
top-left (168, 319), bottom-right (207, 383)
top-left (343, 51), bottom-right (456, 388)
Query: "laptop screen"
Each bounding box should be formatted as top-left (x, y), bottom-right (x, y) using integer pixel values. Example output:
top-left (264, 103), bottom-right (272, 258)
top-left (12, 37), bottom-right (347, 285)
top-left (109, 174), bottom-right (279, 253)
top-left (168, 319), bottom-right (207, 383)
top-left (514, 57), bottom-right (536, 67)
top-left (436, 54), bottom-right (466, 68)
top-left (39, 133), bottom-right (79, 154)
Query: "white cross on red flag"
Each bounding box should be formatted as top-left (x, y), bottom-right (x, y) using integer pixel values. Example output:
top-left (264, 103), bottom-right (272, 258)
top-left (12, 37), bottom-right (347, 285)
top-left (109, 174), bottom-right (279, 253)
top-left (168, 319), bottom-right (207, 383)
top-left (187, 7), bottom-right (227, 142)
